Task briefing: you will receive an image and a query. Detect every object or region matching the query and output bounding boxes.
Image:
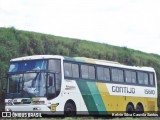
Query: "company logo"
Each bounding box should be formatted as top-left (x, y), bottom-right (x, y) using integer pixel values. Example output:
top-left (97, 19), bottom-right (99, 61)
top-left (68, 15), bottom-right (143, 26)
top-left (112, 86), bottom-right (135, 94)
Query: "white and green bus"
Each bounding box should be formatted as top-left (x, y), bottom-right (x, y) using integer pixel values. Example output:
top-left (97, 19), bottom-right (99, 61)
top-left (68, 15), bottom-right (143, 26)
top-left (5, 55), bottom-right (158, 116)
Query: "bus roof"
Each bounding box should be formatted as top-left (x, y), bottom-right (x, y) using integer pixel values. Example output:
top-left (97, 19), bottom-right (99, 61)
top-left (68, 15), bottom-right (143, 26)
top-left (73, 57), bottom-right (155, 72)
top-left (10, 55), bottom-right (155, 72)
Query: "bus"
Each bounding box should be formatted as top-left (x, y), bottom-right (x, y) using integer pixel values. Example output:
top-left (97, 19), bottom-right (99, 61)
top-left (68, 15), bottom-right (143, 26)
top-left (5, 55), bottom-right (158, 116)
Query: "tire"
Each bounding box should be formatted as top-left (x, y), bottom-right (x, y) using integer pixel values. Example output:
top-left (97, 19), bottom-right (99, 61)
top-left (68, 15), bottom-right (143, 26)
top-left (126, 104), bottom-right (134, 113)
top-left (136, 104), bottom-right (144, 113)
top-left (64, 102), bottom-right (76, 116)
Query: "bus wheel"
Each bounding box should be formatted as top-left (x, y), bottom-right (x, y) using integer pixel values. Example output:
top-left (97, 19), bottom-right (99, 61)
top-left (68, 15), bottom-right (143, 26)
top-left (136, 103), bottom-right (144, 113)
top-left (126, 104), bottom-right (134, 113)
top-left (64, 102), bottom-right (76, 116)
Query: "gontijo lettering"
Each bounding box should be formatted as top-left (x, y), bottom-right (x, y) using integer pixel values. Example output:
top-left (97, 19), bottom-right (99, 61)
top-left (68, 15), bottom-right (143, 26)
top-left (112, 86), bottom-right (135, 94)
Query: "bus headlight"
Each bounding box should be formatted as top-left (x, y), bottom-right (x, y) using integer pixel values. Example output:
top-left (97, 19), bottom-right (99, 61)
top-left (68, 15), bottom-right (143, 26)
top-left (5, 102), bottom-right (12, 106)
top-left (5, 108), bottom-right (12, 111)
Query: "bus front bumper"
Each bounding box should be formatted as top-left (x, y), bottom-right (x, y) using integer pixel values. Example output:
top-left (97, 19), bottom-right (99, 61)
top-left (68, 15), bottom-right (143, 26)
top-left (5, 105), bottom-right (63, 115)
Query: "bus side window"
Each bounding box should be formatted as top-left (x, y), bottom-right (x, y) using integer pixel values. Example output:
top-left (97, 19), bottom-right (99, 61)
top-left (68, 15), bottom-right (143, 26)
top-left (149, 73), bottom-right (154, 86)
top-left (97, 67), bottom-right (104, 81)
top-left (125, 70), bottom-right (136, 84)
top-left (104, 67), bottom-right (110, 81)
top-left (125, 70), bottom-right (132, 83)
top-left (72, 64), bottom-right (79, 78)
top-left (144, 73), bottom-right (149, 85)
top-left (131, 71), bottom-right (136, 84)
top-left (111, 68), bottom-right (119, 82)
top-left (111, 68), bottom-right (124, 82)
top-left (81, 65), bottom-right (89, 79)
top-left (138, 72), bottom-right (144, 84)
top-left (97, 67), bottom-right (110, 81)
top-left (88, 66), bottom-right (95, 80)
top-left (64, 63), bottom-right (72, 77)
top-left (118, 69), bottom-right (124, 82)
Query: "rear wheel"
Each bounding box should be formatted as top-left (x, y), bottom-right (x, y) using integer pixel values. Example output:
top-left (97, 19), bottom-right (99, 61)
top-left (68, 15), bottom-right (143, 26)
top-left (126, 104), bottom-right (134, 113)
top-left (64, 102), bottom-right (76, 116)
top-left (136, 104), bottom-right (144, 113)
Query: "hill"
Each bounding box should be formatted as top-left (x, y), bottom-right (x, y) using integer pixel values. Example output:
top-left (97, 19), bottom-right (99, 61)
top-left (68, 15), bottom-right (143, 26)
top-left (0, 27), bottom-right (160, 96)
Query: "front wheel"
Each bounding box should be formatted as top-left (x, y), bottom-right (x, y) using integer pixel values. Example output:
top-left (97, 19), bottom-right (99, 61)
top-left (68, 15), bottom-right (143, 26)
top-left (64, 102), bottom-right (76, 116)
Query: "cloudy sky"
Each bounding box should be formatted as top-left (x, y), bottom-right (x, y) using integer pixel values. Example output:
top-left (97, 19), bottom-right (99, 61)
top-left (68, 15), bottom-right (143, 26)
top-left (0, 0), bottom-right (160, 55)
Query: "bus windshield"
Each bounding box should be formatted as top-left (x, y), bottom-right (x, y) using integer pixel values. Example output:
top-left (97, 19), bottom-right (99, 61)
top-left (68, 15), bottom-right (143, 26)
top-left (8, 60), bottom-right (47, 72)
top-left (6, 59), bottom-right (61, 99)
top-left (6, 72), bottom-right (47, 98)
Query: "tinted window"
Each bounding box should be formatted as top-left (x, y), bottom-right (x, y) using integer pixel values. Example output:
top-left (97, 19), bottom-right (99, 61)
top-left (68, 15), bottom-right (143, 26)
top-left (111, 68), bottom-right (124, 82)
top-left (97, 67), bottom-right (110, 81)
top-left (112, 69), bottom-right (119, 82)
top-left (48, 59), bottom-right (61, 73)
top-left (125, 70), bottom-right (132, 83)
top-left (72, 64), bottom-right (79, 78)
top-left (104, 68), bottom-right (110, 81)
top-left (149, 73), bottom-right (154, 86)
top-left (64, 63), bottom-right (72, 77)
top-left (118, 69), bottom-right (124, 82)
top-left (9, 60), bottom-right (47, 72)
top-left (81, 64), bottom-right (95, 80)
top-left (81, 65), bottom-right (89, 79)
top-left (125, 70), bottom-right (136, 84)
top-left (64, 62), bottom-right (79, 78)
top-left (137, 72), bottom-right (144, 84)
top-left (137, 72), bottom-right (149, 85)
top-left (97, 67), bottom-right (104, 80)
top-left (131, 71), bottom-right (136, 83)
top-left (89, 66), bottom-right (95, 79)
top-left (144, 73), bottom-right (149, 85)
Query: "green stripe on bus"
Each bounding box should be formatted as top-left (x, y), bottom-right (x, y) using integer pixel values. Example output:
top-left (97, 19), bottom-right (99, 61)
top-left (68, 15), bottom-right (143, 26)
top-left (86, 82), bottom-right (107, 115)
top-left (76, 80), bottom-right (107, 115)
top-left (76, 80), bottom-right (98, 115)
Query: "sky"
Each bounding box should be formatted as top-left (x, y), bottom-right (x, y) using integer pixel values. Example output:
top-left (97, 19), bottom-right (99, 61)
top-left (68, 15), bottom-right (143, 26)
top-left (0, 0), bottom-right (160, 55)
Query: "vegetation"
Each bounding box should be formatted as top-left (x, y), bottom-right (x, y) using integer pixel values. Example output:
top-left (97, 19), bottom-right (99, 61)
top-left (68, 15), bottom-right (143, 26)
top-left (0, 27), bottom-right (160, 97)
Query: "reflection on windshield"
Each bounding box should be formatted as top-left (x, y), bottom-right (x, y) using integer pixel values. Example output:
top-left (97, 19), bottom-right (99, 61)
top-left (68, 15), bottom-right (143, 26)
top-left (9, 60), bottom-right (47, 72)
top-left (7, 72), bottom-right (46, 98)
